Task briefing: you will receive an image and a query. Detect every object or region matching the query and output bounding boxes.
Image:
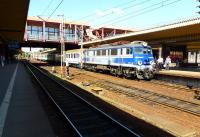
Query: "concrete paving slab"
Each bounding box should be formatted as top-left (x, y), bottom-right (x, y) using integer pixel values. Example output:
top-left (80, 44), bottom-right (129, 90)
top-left (1, 62), bottom-right (55, 137)
top-left (0, 63), bottom-right (17, 104)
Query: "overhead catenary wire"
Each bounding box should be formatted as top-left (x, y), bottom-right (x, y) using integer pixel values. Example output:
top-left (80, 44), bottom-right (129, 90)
top-left (73, 0), bottom-right (139, 21)
top-left (40, 0), bottom-right (54, 16)
top-left (66, 0), bottom-right (144, 25)
top-left (84, 0), bottom-right (152, 24)
top-left (94, 0), bottom-right (183, 28)
top-left (47, 0), bottom-right (64, 20)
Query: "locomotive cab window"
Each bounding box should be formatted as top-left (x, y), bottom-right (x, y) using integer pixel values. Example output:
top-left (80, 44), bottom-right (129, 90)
top-left (134, 48), bottom-right (143, 54)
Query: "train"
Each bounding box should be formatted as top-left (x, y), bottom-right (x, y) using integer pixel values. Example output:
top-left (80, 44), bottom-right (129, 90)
top-left (35, 41), bottom-right (156, 79)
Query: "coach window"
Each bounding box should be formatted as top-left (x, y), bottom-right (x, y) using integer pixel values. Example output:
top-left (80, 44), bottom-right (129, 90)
top-left (102, 50), bottom-right (106, 56)
top-left (126, 48), bottom-right (132, 55)
top-left (88, 51), bottom-right (93, 56)
top-left (97, 50), bottom-right (101, 56)
top-left (111, 49), bottom-right (118, 55)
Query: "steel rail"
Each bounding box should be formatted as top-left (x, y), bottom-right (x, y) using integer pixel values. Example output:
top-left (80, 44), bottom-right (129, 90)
top-left (25, 61), bottom-right (140, 137)
top-left (96, 81), bottom-right (200, 117)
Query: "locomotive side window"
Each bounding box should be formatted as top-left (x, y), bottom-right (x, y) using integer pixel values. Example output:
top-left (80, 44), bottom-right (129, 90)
top-left (126, 48), bottom-right (132, 55)
top-left (111, 49), bottom-right (118, 55)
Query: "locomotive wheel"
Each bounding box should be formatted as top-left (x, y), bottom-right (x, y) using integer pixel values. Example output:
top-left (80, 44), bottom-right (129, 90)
top-left (144, 70), bottom-right (154, 80)
top-left (136, 71), bottom-right (144, 79)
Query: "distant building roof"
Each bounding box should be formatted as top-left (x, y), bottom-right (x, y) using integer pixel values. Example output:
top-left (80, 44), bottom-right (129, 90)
top-left (27, 16), bottom-right (90, 26)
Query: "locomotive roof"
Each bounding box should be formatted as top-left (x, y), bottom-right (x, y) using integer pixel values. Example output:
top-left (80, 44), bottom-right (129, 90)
top-left (87, 43), bottom-right (151, 51)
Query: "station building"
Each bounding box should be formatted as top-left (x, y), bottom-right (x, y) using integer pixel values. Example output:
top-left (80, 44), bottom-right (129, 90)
top-left (82, 17), bottom-right (200, 67)
top-left (22, 16), bottom-right (133, 49)
top-left (21, 16), bottom-right (200, 67)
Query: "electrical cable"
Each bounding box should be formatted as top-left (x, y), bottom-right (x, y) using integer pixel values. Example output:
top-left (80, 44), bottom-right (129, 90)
top-left (41, 0), bottom-right (54, 16)
top-left (84, 0), bottom-right (152, 24)
top-left (47, 0), bottom-right (64, 20)
top-left (94, 0), bottom-right (182, 28)
top-left (73, 0), bottom-right (139, 21)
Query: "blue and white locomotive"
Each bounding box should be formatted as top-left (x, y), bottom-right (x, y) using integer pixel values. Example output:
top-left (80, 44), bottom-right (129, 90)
top-left (83, 41), bottom-right (155, 79)
top-left (65, 41), bottom-right (155, 79)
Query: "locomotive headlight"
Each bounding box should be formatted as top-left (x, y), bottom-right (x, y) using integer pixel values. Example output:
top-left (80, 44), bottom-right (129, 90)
top-left (137, 60), bottom-right (142, 66)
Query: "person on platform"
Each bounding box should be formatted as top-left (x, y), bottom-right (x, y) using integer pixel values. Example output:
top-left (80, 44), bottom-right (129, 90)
top-left (65, 58), bottom-right (70, 77)
top-left (1, 55), bottom-right (5, 67)
top-left (157, 57), bottom-right (164, 69)
top-left (164, 56), bottom-right (171, 70)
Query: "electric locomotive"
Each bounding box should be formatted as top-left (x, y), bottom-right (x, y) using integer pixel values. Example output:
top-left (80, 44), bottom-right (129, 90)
top-left (83, 41), bottom-right (155, 79)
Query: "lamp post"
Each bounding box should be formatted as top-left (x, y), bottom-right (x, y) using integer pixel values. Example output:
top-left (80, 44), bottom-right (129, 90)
top-left (58, 14), bottom-right (65, 77)
top-left (80, 25), bottom-right (84, 69)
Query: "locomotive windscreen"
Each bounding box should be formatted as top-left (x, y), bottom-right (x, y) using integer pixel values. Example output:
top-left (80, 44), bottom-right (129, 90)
top-left (135, 47), bottom-right (152, 54)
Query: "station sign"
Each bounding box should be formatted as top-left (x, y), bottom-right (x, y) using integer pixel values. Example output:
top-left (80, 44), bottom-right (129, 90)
top-left (8, 41), bottom-right (20, 50)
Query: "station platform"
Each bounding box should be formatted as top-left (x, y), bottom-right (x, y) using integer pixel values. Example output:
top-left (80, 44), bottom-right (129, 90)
top-left (0, 61), bottom-right (55, 137)
top-left (158, 69), bottom-right (200, 79)
top-left (156, 68), bottom-right (200, 89)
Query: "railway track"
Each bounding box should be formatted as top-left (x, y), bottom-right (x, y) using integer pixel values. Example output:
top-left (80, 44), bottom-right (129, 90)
top-left (146, 79), bottom-right (200, 92)
top-left (42, 66), bottom-right (200, 116)
top-left (94, 80), bottom-right (200, 117)
top-left (25, 62), bottom-right (140, 137)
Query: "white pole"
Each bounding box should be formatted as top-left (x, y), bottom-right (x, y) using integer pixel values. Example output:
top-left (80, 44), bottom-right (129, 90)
top-left (58, 14), bottom-right (65, 77)
top-left (80, 25), bottom-right (84, 69)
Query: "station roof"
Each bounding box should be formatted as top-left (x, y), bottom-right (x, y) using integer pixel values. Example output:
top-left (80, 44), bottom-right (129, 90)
top-left (0, 0), bottom-right (30, 43)
top-left (27, 16), bottom-right (90, 27)
top-left (82, 17), bottom-right (200, 46)
top-left (92, 26), bottom-right (136, 32)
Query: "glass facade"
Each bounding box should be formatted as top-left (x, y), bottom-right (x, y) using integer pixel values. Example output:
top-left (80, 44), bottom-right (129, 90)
top-left (27, 24), bottom-right (81, 42)
top-left (45, 27), bottom-right (59, 41)
top-left (64, 28), bottom-right (79, 42)
top-left (27, 25), bottom-right (43, 40)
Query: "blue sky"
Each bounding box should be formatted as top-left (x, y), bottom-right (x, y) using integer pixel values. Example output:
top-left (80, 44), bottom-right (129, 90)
top-left (28, 0), bottom-right (198, 29)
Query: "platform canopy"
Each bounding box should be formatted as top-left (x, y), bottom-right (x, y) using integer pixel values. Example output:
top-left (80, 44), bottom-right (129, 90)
top-left (0, 0), bottom-right (30, 43)
top-left (82, 18), bottom-right (200, 47)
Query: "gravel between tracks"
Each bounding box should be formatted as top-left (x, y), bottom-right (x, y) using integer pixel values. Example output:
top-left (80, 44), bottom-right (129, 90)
top-left (38, 62), bottom-right (200, 136)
